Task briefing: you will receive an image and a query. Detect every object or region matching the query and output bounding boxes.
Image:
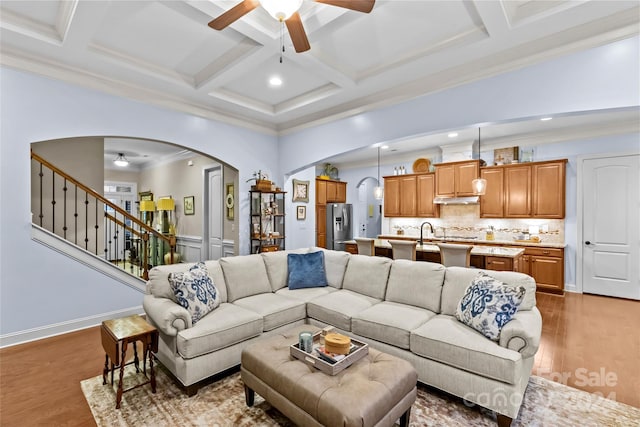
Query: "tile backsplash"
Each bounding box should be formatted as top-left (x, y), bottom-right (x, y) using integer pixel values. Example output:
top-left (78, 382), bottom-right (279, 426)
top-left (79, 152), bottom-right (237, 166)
top-left (383, 205), bottom-right (564, 244)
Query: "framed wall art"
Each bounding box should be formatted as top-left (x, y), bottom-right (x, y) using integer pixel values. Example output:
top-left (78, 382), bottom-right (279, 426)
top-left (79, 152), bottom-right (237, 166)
top-left (184, 196), bottom-right (195, 215)
top-left (292, 179), bottom-right (309, 203)
top-left (225, 183), bottom-right (234, 220)
top-left (296, 205), bottom-right (306, 220)
top-left (494, 146), bottom-right (519, 165)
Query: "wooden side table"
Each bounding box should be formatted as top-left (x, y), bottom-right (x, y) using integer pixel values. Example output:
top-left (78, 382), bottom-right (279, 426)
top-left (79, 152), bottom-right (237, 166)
top-left (101, 315), bottom-right (159, 409)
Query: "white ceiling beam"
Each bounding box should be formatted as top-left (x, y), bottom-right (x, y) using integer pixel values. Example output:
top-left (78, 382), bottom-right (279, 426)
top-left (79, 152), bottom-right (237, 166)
top-left (472, 0), bottom-right (511, 38)
top-left (58, 1), bottom-right (108, 51)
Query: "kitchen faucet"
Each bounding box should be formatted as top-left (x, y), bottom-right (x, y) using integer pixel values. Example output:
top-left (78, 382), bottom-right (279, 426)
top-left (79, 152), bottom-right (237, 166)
top-left (419, 221), bottom-right (434, 246)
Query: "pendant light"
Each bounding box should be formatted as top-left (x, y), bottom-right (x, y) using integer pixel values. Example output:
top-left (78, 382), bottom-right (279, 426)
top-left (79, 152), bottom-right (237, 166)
top-left (471, 127), bottom-right (487, 195)
top-left (373, 146), bottom-right (384, 199)
top-left (113, 153), bottom-right (129, 167)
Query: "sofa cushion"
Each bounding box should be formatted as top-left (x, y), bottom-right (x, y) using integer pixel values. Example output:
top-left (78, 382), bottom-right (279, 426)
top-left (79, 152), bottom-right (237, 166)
top-left (410, 315), bottom-right (523, 385)
top-left (342, 255), bottom-right (392, 300)
top-left (176, 303), bottom-right (263, 359)
top-left (169, 262), bottom-right (221, 324)
top-left (203, 260), bottom-right (227, 303)
top-left (220, 254), bottom-right (272, 302)
top-left (352, 301), bottom-right (435, 349)
top-left (385, 260), bottom-right (445, 312)
top-left (262, 248), bottom-right (310, 292)
top-left (455, 272), bottom-right (526, 341)
top-left (233, 293), bottom-right (307, 331)
top-left (441, 267), bottom-right (536, 316)
top-left (287, 251), bottom-right (328, 290)
top-left (148, 263), bottom-right (200, 300)
top-left (148, 261), bottom-right (227, 303)
top-left (314, 248), bottom-right (350, 288)
top-left (275, 286), bottom-right (337, 302)
top-left (306, 289), bottom-right (381, 331)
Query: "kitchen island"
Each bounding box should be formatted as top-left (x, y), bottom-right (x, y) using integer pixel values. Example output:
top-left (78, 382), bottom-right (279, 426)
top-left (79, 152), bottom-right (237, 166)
top-left (344, 239), bottom-right (524, 272)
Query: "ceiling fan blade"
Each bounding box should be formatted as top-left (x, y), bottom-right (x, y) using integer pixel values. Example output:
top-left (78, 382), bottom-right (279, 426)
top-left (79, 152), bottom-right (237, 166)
top-left (285, 12), bottom-right (311, 53)
top-left (314, 0), bottom-right (375, 13)
top-left (208, 0), bottom-right (259, 30)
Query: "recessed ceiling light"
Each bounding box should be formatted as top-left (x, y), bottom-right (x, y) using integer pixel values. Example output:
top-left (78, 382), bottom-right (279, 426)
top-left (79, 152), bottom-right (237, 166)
top-left (381, 145), bottom-right (389, 149)
top-left (540, 117), bottom-right (553, 121)
top-left (448, 132), bottom-right (458, 138)
top-left (269, 76), bottom-right (283, 87)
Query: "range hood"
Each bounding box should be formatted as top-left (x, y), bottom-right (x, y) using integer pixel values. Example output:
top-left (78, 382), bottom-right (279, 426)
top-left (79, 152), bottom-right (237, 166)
top-left (433, 196), bottom-right (479, 205)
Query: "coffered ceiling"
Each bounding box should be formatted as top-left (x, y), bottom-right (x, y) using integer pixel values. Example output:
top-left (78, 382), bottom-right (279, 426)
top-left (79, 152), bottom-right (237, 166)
top-left (1, 0), bottom-right (638, 135)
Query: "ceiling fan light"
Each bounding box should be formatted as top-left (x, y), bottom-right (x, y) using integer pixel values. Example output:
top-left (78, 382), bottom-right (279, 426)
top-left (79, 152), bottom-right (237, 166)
top-left (472, 178), bottom-right (487, 195)
top-left (113, 153), bottom-right (129, 167)
top-left (259, 0), bottom-right (302, 21)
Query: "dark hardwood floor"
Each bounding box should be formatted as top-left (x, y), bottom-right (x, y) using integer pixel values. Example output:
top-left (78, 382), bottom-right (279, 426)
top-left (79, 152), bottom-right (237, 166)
top-left (0, 292), bottom-right (638, 426)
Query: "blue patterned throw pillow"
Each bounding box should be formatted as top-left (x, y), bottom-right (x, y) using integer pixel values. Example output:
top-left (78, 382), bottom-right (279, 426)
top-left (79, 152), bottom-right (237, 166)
top-left (287, 251), bottom-right (328, 290)
top-left (455, 272), bottom-right (525, 341)
top-left (169, 262), bottom-right (220, 324)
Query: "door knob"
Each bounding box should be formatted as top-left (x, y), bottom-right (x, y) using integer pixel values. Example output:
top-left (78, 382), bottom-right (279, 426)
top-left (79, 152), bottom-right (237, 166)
top-left (585, 241), bottom-right (592, 245)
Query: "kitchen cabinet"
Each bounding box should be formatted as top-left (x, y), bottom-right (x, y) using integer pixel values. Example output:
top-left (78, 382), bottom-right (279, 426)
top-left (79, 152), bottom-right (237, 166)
top-left (315, 178), bottom-right (346, 248)
top-left (326, 181), bottom-right (337, 202)
top-left (435, 160), bottom-right (479, 197)
top-left (316, 180), bottom-right (327, 204)
top-left (417, 174), bottom-right (439, 217)
top-left (399, 176), bottom-right (417, 216)
top-left (322, 180), bottom-right (346, 203)
top-left (485, 256), bottom-right (514, 271)
top-left (316, 205), bottom-right (326, 248)
top-left (384, 173), bottom-right (439, 218)
top-left (383, 176), bottom-right (401, 216)
top-left (480, 160), bottom-right (567, 219)
top-left (344, 242), bottom-right (358, 254)
top-left (479, 168), bottom-right (504, 218)
top-left (532, 161), bottom-right (566, 218)
top-left (504, 165), bottom-right (531, 217)
top-left (526, 247), bottom-right (564, 294)
top-left (336, 181), bottom-right (346, 203)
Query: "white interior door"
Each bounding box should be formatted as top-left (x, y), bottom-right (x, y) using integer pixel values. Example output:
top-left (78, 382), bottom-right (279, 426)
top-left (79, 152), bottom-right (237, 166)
top-left (207, 167), bottom-right (223, 260)
top-left (582, 154), bottom-right (639, 300)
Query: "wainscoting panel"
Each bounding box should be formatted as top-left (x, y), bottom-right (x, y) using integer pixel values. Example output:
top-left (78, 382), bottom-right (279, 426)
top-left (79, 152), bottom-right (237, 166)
top-left (176, 235), bottom-right (203, 262)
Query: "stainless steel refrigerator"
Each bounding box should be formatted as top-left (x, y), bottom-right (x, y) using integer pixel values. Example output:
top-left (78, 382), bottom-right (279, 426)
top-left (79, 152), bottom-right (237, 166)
top-left (326, 203), bottom-right (353, 251)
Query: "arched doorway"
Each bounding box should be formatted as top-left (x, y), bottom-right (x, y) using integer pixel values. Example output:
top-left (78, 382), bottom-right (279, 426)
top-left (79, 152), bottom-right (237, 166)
top-left (355, 177), bottom-right (382, 238)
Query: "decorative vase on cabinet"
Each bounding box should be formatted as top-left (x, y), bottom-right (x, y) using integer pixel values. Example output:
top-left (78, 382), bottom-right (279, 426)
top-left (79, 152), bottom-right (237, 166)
top-left (250, 190), bottom-right (286, 254)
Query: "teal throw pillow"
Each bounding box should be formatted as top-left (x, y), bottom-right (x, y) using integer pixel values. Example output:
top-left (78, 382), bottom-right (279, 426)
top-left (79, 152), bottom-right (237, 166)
top-left (287, 251), bottom-right (328, 290)
top-left (169, 262), bottom-right (220, 324)
top-left (455, 272), bottom-right (525, 341)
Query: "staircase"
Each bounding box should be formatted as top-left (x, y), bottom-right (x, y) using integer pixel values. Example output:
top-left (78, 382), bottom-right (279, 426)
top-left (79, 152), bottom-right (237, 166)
top-left (31, 150), bottom-right (177, 283)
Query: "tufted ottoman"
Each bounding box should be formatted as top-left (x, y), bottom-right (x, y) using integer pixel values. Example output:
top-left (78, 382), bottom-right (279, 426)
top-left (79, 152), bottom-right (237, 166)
top-left (241, 325), bottom-right (417, 427)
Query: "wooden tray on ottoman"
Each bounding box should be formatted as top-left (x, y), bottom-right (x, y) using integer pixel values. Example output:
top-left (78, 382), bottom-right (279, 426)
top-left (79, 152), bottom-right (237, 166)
top-left (290, 332), bottom-right (368, 376)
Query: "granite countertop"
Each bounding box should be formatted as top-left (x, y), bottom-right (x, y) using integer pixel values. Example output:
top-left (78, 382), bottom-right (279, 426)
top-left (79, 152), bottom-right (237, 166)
top-left (345, 239), bottom-right (525, 258)
top-left (376, 235), bottom-right (566, 249)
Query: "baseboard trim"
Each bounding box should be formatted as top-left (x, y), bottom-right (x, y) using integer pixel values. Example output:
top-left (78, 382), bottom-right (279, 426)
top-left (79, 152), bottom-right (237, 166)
top-left (0, 306), bottom-right (144, 348)
top-left (564, 283), bottom-right (579, 293)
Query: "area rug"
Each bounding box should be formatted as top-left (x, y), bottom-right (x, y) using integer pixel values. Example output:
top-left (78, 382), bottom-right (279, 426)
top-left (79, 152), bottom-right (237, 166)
top-left (81, 365), bottom-right (639, 427)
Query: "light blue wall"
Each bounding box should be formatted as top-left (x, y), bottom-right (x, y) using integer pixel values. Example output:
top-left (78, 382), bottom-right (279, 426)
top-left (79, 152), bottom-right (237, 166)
top-left (0, 68), bottom-right (278, 337)
top-left (278, 36), bottom-right (639, 176)
top-left (285, 167), bottom-right (317, 250)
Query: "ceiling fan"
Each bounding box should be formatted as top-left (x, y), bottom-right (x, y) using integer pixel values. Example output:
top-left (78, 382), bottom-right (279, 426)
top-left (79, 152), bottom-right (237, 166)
top-left (208, 0), bottom-right (375, 53)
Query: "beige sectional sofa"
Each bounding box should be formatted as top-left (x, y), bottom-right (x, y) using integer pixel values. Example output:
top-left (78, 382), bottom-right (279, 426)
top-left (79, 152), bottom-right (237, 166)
top-left (143, 248), bottom-right (541, 425)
